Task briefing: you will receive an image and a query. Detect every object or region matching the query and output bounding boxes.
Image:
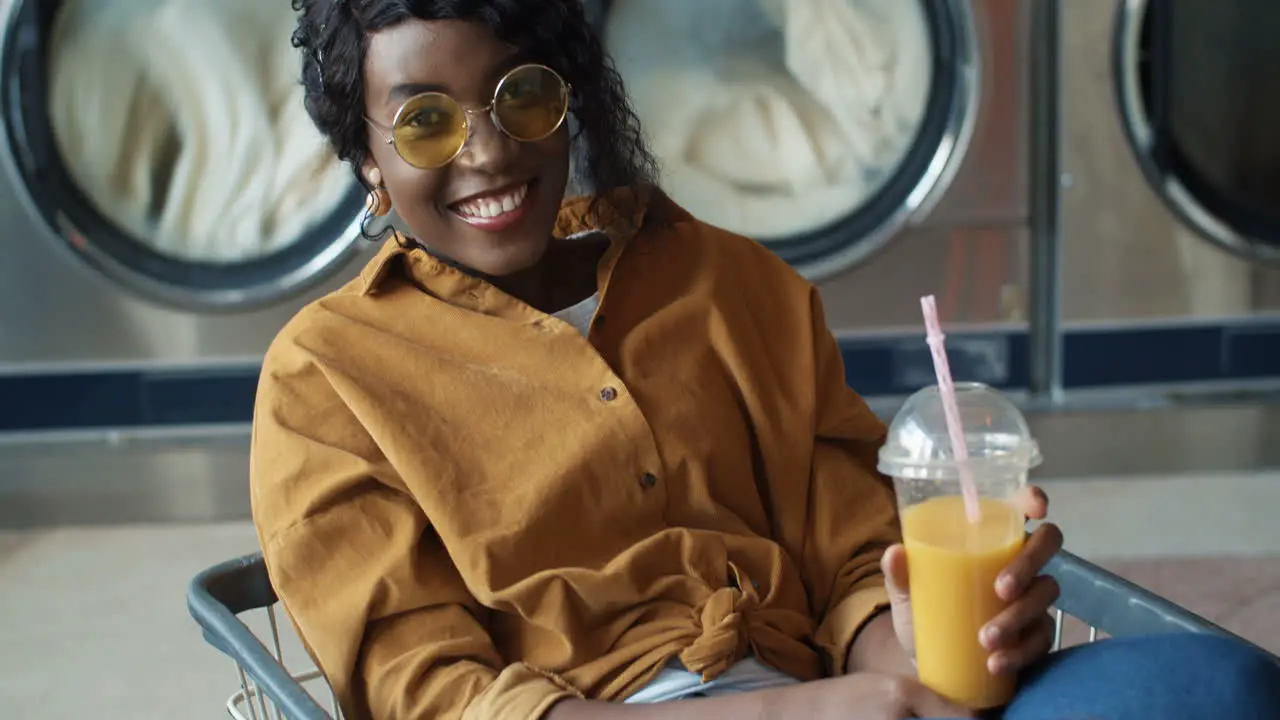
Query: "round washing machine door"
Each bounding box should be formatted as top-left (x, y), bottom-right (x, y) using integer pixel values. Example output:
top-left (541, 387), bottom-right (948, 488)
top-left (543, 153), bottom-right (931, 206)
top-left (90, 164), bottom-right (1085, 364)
top-left (592, 0), bottom-right (978, 282)
top-left (0, 0), bottom-right (366, 311)
top-left (1116, 0), bottom-right (1280, 264)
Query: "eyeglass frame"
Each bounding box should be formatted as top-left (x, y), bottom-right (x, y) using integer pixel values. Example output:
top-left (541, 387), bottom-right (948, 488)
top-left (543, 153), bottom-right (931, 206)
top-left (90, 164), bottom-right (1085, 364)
top-left (365, 63), bottom-right (573, 170)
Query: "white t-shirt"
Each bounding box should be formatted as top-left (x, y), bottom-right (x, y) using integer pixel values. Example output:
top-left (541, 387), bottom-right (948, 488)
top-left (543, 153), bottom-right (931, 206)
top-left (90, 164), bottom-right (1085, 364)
top-left (552, 292), bottom-right (601, 337)
top-left (626, 658), bottom-right (799, 703)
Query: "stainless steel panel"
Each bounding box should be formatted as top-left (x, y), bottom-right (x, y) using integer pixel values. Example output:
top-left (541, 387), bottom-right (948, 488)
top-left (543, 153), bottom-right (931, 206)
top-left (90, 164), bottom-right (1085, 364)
top-left (817, 0), bottom-right (1031, 333)
top-left (1059, 0), bottom-right (1280, 324)
top-left (820, 223), bottom-right (1028, 331)
top-left (0, 429), bottom-right (254, 527)
top-left (0, 182), bottom-right (380, 369)
top-left (922, 0), bottom-right (1029, 228)
top-left (0, 168), bottom-right (377, 371)
top-left (1028, 404), bottom-right (1280, 479)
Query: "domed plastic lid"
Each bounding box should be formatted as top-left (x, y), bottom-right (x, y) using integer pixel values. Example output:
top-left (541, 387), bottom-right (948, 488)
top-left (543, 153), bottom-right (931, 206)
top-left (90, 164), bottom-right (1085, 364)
top-left (877, 382), bottom-right (1042, 480)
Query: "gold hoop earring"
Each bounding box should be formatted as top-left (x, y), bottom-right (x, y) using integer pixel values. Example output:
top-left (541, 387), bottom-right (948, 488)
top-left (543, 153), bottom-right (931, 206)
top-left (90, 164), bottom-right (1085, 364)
top-left (366, 168), bottom-right (392, 217)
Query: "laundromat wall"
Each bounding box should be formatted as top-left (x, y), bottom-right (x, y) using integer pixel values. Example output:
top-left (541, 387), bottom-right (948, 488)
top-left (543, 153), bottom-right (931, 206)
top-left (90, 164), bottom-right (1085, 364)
top-left (3, 0), bottom-right (1280, 527)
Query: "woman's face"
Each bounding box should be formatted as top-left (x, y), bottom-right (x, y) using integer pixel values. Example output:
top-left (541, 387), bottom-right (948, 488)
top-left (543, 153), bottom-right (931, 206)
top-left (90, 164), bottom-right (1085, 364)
top-left (362, 19), bottom-right (571, 276)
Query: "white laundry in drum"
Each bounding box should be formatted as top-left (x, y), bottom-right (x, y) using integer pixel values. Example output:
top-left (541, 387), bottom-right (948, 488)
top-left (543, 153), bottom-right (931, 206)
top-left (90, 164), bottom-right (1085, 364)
top-left (606, 0), bottom-right (933, 241)
top-left (47, 0), bottom-right (351, 264)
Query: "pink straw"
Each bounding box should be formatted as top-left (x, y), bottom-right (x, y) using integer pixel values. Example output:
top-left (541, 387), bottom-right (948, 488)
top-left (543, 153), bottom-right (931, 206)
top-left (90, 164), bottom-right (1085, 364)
top-left (920, 295), bottom-right (982, 524)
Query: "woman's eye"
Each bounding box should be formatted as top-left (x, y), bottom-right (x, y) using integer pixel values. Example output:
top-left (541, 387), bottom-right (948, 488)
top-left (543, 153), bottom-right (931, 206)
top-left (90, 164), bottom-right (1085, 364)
top-left (404, 109), bottom-right (452, 134)
top-left (408, 110), bottom-right (442, 127)
top-left (499, 81), bottom-right (537, 105)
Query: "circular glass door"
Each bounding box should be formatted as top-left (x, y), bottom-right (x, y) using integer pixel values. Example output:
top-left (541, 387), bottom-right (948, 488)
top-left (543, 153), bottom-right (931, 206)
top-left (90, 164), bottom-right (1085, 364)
top-left (1116, 0), bottom-right (1280, 264)
top-left (593, 0), bottom-right (978, 281)
top-left (0, 0), bottom-right (366, 311)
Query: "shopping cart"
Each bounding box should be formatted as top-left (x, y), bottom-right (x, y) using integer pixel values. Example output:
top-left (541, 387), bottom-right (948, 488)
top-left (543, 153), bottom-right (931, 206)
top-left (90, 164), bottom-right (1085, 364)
top-left (188, 549), bottom-right (1273, 720)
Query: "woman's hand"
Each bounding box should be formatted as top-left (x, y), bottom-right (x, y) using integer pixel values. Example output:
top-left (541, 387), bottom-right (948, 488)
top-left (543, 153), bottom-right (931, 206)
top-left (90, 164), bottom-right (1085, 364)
top-left (882, 485), bottom-right (1064, 677)
top-left (786, 673), bottom-right (977, 720)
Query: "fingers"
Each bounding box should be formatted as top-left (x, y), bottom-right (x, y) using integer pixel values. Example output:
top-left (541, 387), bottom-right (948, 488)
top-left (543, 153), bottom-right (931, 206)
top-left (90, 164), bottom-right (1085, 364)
top-left (881, 543), bottom-right (910, 602)
top-left (982, 575), bottom-right (1061, 652)
top-left (987, 613), bottom-right (1056, 676)
top-left (1014, 485), bottom-right (1050, 520)
top-left (996, 523), bottom-right (1064, 601)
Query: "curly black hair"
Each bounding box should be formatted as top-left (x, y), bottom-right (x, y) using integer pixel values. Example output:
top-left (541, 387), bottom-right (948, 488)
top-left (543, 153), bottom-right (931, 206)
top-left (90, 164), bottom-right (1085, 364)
top-left (290, 0), bottom-right (658, 232)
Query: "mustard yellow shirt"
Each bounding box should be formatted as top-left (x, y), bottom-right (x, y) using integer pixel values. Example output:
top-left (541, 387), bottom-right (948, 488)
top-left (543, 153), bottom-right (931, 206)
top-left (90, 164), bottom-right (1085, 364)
top-left (250, 190), bottom-right (900, 720)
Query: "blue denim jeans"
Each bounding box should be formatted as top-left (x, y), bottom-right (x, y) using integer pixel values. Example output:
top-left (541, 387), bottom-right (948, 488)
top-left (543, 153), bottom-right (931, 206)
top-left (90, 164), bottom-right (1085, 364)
top-left (989, 633), bottom-right (1280, 720)
top-left (628, 633), bottom-right (1280, 718)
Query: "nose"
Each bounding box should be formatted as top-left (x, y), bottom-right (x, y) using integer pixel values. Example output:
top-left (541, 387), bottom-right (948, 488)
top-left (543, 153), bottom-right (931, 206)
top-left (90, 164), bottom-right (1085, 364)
top-left (454, 110), bottom-right (517, 173)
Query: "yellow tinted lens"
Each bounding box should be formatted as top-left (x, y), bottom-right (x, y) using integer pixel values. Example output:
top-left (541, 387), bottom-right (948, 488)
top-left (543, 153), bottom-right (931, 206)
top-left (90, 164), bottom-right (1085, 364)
top-left (493, 65), bottom-right (568, 141)
top-left (392, 93), bottom-right (466, 168)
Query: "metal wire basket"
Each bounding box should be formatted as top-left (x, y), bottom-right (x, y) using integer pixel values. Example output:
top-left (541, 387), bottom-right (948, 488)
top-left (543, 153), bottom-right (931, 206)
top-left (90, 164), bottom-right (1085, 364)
top-left (188, 549), bottom-right (1271, 720)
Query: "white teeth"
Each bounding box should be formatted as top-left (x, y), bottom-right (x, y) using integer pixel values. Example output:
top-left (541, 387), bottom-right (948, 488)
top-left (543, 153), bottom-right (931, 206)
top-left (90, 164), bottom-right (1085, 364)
top-left (456, 184), bottom-right (529, 219)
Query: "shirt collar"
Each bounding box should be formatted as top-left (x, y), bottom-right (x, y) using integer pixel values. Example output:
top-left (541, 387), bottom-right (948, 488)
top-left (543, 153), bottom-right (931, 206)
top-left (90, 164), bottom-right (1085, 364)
top-left (356, 185), bottom-right (654, 297)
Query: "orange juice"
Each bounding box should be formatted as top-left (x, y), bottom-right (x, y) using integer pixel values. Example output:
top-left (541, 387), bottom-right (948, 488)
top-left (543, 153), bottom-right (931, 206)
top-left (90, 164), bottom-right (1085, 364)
top-left (902, 495), bottom-right (1025, 709)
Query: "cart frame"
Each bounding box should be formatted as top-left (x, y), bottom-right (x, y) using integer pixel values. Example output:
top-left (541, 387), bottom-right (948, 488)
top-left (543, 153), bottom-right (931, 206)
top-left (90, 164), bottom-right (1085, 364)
top-left (188, 550), bottom-right (1274, 720)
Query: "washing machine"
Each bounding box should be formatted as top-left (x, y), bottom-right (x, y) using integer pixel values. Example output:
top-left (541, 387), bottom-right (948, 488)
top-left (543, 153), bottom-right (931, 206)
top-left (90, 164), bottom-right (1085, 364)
top-left (2, 0), bottom-right (1029, 523)
top-left (594, 0), bottom-right (1031, 396)
top-left (1056, 0), bottom-right (1280, 390)
top-left (0, 0), bottom-right (374, 434)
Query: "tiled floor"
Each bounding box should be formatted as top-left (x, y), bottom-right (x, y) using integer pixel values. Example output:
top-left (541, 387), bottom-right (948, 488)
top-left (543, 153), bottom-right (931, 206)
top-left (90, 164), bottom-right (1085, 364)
top-left (2, 471), bottom-right (1279, 718)
top-left (0, 523), bottom-right (262, 718)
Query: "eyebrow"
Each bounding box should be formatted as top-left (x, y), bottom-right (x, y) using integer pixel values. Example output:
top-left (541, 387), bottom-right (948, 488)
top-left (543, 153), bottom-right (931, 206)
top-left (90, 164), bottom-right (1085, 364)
top-left (387, 81), bottom-right (448, 104)
top-left (384, 51), bottom-right (535, 105)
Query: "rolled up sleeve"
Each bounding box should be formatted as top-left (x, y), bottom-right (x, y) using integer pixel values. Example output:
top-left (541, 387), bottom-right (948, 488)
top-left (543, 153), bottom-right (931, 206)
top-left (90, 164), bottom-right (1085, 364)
top-left (251, 355), bottom-right (581, 720)
top-left (799, 291), bottom-right (902, 674)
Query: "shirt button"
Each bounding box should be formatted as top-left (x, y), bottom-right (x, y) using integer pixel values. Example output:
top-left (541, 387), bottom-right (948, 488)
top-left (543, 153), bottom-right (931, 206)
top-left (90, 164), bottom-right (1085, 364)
top-left (639, 472), bottom-right (658, 490)
top-left (600, 387), bottom-right (618, 402)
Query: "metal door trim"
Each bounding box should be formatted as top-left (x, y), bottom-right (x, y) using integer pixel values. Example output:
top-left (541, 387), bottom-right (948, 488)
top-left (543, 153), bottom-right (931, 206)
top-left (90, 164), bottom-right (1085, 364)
top-left (0, 0), bottom-right (368, 312)
top-left (1114, 0), bottom-right (1280, 265)
top-left (591, 0), bottom-right (981, 283)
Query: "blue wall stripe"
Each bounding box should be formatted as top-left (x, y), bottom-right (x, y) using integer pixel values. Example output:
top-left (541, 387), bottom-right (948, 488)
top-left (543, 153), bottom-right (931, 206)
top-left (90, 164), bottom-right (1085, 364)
top-left (3, 323), bottom-right (1280, 432)
top-left (0, 369), bottom-right (259, 432)
top-left (1062, 326), bottom-right (1223, 387)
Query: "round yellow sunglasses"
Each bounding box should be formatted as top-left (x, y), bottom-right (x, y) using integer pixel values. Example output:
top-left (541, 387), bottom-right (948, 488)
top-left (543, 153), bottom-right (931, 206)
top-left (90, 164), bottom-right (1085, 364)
top-left (366, 63), bottom-right (571, 170)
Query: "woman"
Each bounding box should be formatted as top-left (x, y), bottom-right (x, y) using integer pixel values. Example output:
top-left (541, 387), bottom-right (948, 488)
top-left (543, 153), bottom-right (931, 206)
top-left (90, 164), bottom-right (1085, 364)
top-left (252, 1), bottom-right (1280, 718)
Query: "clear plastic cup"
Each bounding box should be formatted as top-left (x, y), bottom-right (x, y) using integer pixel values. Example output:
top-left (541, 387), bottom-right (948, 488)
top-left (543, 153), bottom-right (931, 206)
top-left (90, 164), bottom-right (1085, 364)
top-left (878, 382), bottom-right (1043, 710)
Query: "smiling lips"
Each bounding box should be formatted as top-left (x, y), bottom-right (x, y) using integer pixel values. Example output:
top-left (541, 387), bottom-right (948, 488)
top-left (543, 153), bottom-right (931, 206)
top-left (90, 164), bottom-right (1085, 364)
top-left (450, 182), bottom-right (533, 232)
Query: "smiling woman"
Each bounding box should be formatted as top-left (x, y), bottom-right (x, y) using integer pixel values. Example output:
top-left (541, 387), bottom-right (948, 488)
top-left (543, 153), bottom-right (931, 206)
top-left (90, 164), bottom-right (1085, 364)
top-left (366, 60), bottom-right (572, 237)
top-left (290, 0), bottom-right (657, 296)
top-left (248, 3), bottom-right (1280, 720)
